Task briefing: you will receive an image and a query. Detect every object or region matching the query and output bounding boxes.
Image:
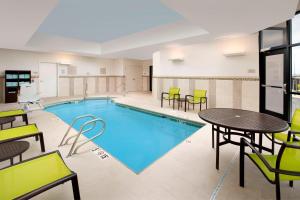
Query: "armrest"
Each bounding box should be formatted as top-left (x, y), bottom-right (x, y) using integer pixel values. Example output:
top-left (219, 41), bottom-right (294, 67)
top-left (200, 97), bottom-right (207, 101)
top-left (185, 95), bottom-right (193, 100)
top-left (174, 94), bottom-right (180, 99)
top-left (161, 92), bottom-right (169, 99)
top-left (284, 141), bottom-right (300, 149)
top-left (240, 138), bottom-right (275, 172)
top-left (287, 130), bottom-right (300, 142)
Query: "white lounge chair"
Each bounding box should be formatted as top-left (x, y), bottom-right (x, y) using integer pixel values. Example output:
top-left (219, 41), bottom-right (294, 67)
top-left (18, 82), bottom-right (42, 111)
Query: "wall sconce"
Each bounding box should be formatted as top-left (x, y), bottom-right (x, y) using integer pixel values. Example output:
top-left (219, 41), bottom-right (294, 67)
top-left (169, 48), bottom-right (184, 62)
top-left (221, 36), bottom-right (247, 57)
top-left (223, 50), bottom-right (246, 57)
top-left (169, 57), bottom-right (184, 62)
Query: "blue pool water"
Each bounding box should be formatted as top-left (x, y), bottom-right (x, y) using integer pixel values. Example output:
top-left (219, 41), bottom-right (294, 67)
top-left (45, 99), bottom-right (201, 173)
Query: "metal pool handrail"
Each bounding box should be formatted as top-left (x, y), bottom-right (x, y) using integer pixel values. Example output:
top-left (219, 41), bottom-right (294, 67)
top-left (59, 114), bottom-right (97, 146)
top-left (67, 118), bottom-right (106, 157)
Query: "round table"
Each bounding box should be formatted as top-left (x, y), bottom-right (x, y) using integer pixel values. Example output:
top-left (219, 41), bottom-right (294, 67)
top-left (0, 141), bottom-right (30, 165)
top-left (199, 108), bottom-right (289, 169)
top-left (0, 116), bottom-right (15, 130)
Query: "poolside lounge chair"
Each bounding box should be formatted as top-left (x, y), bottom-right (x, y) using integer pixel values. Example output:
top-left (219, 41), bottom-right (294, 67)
top-left (185, 89), bottom-right (207, 112)
top-left (18, 82), bottom-right (42, 111)
top-left (240, 138), bottom-right (300, 200)
top-left (161, 87), bottom-right (180, 109)
top-left (0, 109), bottom-right (28, 125)
top-left (0, 151), bottom-right (80, 200)
top-left (0, 124), bottom-right (45, 152)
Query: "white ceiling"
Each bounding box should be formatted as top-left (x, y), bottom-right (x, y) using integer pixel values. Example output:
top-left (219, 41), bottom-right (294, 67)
top-left (0, 0), bottom-right (298, 59)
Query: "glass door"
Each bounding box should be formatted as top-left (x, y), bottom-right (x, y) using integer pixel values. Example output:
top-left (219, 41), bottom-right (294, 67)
top-left (260, 49), bottom-right (290, 120)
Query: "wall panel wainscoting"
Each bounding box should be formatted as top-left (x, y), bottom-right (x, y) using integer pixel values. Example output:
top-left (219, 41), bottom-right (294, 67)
top-left (58, 75), bottom-right (125, 97)
top-left (152, 76), bottom-right (259, 111)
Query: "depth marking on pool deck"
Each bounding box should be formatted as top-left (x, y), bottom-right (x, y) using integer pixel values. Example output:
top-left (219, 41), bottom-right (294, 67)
top-left (210, 151), bottom-right (239, 200)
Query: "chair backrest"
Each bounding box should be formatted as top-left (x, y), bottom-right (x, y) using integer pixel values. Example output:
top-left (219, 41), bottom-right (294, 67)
top-left (291, 109), bottom-right (300, 132)
top-left (194, 90), bottom-right (207, 98)
top-left (278, 143), bottom-right (300, 174)
top-left (193, 90), bottom-right (207, 102)
top-left (169, 87), bottom-right (180, 98)
top-left (18, 82), bottom-right (39, 102)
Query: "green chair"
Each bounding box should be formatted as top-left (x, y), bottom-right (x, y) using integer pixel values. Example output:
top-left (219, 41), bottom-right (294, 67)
top-left (269, 109), bottom-right (300, 150)
top-left (240, 138), bottom-right (300, 200)
top-left (297, 84), bottom-right (300, 92)
top-left (0, 151), bottom-right (80, 200)
top-left (185, 90), bottom-right (207, 112)
top-left (0, 109), bottom-right (28, 124)
top-left (0, 124), bottom-right (45, 152)
top-left (161, 87), bottom-right (180, 109)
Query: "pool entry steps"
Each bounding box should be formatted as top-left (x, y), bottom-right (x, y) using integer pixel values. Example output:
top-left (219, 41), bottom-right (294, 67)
top-left (58, 114), bottom-right (106, 157)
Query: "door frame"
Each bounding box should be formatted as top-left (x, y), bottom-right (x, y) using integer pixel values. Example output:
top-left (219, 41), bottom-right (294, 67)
top-left (259, 48), bottom-right (290, 120)
top-left (149, 65), bottom-right (153, 92)
top-left (39, 62), bottom-right (58, 97)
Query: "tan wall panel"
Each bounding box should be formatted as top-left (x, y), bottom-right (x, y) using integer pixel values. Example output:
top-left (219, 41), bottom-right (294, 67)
top-left (216, 80), bottom-right (233, 108)
top-left (116, 77), bottom-right (124, 93)
top-left (142, 76), bottom-right (149, 92)
top-left (98, 77), bottom-right (106, 93)
top-left (58, 78), bottom-right (70, 97)
top-left (87, 77), bottom-right (96, 95)
top-left (242, 81), bottom-right (259, 111)
top-left (108, 77), bottom-right (116, 93)
top-left (74, 78), bottom-right (84, 96)
top-left (177, 79), bottom-right (189, 97)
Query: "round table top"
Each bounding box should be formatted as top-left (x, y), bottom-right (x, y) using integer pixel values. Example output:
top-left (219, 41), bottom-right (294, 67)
top-left (199, 108), bottom-right (289, 133)
top-left (0, 141), bottom-right (30, 162)
top-left (0, 116), bottom-right (16, 125)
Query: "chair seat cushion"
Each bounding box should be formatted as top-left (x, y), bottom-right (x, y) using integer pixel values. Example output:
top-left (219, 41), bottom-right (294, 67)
top-left (188, 98), bottom-right (206, 104)
top-left (248, 154), bottom-right (300, 182)
top-left (0, 124), bottom-right (39, 141)
top-left (273, 132), bottom-right (289, 142)
top-left (0, 109), bottom-right (25, 118)
top-left (0, 152), bottom-right (72, 199)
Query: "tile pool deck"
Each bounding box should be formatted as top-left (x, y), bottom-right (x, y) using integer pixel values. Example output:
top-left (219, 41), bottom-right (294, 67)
top-left (0, 93), bottom-right (300, 200)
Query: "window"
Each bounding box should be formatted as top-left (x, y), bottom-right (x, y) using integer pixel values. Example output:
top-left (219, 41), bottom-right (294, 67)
top-left (260, 22), bottom-right (288, 50)
top-left (292, 14), bottom-right (300, 44)
top-left (292, 46), bottom-right (300, 92)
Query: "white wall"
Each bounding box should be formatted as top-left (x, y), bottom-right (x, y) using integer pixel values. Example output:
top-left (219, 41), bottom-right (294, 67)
top-left (154, 33), bottom-right (259, 77)
top-left (0, 49), bottom-right (122, 77)
top-left (152, 34), bottom-right (260, 111)
top-left (0, 49), bottom-right (150, 101)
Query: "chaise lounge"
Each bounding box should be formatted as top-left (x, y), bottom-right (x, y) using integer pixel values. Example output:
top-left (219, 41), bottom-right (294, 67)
top-left (0, 124), bottom-right (45, 152)
top-left (0, 151), bottom-right (80, 200)
top-left (0, 109), bottom-right (28, 125)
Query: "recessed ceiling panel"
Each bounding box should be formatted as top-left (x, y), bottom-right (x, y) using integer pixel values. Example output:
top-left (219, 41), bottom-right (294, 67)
top-left (37, 0), bottom-right (183, 43)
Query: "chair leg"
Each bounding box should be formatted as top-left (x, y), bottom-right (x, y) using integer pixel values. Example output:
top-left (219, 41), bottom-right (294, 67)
top-left (23, 114), bottom-right (29, 125)
top-left (71, 175), bottom-right (81, 200)
top-left (216, 126), bottom-right (220, 170)
top-left (240, 140), bottom-right (245, 187)
top-left (39, 133), bottom-right (45, 152)
top-left (200, 103), bottom-right (202, 111)
top-left (169, 99), bottom-right (170, 106)
top-left (212, 125), bottom-right (214, 148)
top-left (206, 101), bottom-right (207, 109)
top-left (289, 181), bottom-right (293, 188)
top-left (188, 102), bottom-right (189, 110)
top-left (275, 174), bottom-right (281, 200)
top-left (193, 103), bottom-right (195, 110)
top-left (272, 134), bottom-right (275, 155)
